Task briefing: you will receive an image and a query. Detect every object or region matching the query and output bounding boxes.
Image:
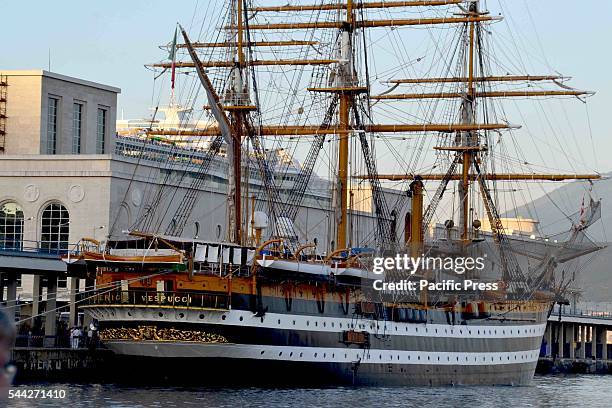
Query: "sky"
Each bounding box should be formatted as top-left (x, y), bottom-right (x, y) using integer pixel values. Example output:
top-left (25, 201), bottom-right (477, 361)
top-left (1, 0), bottom-right (611, 174)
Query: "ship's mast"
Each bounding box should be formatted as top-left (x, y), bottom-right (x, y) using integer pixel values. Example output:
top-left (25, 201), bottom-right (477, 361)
top-left (158, 0), bottom-right (599, 256)
top-left (228, 0), bottom-right (247, 245)
top-left (459, 1), bottom-right (478, 242)
top-left (336, 0), bottom-right (355, 250)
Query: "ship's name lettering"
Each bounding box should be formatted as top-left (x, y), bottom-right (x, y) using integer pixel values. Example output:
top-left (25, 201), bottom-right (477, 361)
top-left (141, 294), bottom-right (192, 304)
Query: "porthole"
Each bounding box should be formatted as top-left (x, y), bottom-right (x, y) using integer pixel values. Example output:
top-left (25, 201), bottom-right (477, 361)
top-left (315, 322), bottom-right (318, 327)
top-left (324, 353), bottom-right (326, 358)
top-left (290, 352), bottom-right (293, 357)
top-left (239, 316), bottom-right (244, 321)
top-left (278, 319), bottom-right (281, 324)
top-left (307, 321), bottom-right (310, 326)
top-left (300, 352), bottom-right (303, 357)
top-left (158, 312), bottom-right (163, 317)
top-left (199, 314), bottom-right (205, 319)
top-left (127, 312), bottom-right (132, 317)
top-left (427, 356), bottom-right (430, 361)
top-left (279, 352), bottom-right (283, 356)
top-left (292, 320), bottom-right (296, 325)
top-left (178, 313), bottom-right (185, 319)
top-left (417, 356), bottom-right (420, 360)
top-left (260, 351), bottom-right (265, 355)
top-left (323, 322), bottom-right (326, 327)
top-left (314, 353), bottom-right (318, 358)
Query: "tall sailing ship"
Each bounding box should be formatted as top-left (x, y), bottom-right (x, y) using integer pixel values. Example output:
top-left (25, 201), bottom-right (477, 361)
top-left (75, 0), bottom-right (603, 385)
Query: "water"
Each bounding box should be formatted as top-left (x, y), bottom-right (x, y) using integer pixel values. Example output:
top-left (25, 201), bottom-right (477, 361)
top-left (5, 375), bottom-right (611, 407)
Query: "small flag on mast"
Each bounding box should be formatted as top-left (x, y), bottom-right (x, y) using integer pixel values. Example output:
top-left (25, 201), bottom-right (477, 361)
top-left (169, 27), bottom-right (178, 91)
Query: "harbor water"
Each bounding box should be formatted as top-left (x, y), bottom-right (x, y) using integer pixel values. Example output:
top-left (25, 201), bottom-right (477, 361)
top-left (6, 375), bottom-right (612, 407)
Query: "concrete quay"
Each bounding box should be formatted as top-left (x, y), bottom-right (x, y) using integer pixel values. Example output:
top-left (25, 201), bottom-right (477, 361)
top-left (11, 347), bottom-right (113, 382)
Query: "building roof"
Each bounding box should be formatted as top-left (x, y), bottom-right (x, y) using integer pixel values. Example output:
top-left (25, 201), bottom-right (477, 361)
top-left (0, 69), bottom-right (121, 94)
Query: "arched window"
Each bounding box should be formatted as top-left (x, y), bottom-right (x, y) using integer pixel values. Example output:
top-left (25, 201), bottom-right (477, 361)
top-left (0, 202), bottom-right (24, 250)
top-left (41, 203), bottom-right (69, 253)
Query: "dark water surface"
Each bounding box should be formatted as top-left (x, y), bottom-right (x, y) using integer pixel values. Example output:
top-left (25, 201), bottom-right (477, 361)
top-left (5, 375), bottom-right (611, 407)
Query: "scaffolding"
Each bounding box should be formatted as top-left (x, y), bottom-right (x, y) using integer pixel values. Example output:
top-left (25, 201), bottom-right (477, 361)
top-left (0, 74), bottom-right (7, 153)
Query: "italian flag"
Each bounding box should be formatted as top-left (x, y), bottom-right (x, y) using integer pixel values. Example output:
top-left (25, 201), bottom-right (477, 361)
top-left (169, 27), bottom-right (178, 90)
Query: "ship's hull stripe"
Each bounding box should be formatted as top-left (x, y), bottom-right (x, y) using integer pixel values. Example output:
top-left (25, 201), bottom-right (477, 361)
top-left (89, 307), bottom-right (547, 340)
top-left (104, 341), bottom-right (541, 366)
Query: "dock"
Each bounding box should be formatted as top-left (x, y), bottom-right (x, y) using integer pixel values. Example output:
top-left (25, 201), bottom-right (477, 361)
top-left (538, 305), bottom-right (612, 374)
top-left (11, 347), bottom-right (114, 382)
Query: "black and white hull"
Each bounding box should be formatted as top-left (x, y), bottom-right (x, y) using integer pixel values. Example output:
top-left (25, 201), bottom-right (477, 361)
top-left (87, 303), bottom-right (548, 386)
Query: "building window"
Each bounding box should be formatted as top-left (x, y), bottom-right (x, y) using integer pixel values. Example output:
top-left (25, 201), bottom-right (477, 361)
top-left (41, 203), bottom-right (69, 253)
top-left (47, 97), bottom-right (59, 154)
top-left (72, 103), bottom-right (83, 154)
top-left (0, 202), bottom-right (24, 250)
top-left (96, 108), bottom-right (107, 153)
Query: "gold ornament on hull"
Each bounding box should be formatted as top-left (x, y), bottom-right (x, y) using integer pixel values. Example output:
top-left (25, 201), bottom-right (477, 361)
top-left (99, 326), bottom-right (228, 343)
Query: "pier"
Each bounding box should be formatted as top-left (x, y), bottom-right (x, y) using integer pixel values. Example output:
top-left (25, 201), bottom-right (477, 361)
top-left (538, 305), bottom-right (612, 374)
top-left (0, 241), bottom-right (93, 347)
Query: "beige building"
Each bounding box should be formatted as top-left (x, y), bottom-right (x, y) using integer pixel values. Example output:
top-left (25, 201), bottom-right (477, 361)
top-left (0, 70), bottom-right (119, 155)
top-left (0, 70), bottom-right (120, 307)
top-left (480, 217), bottom-right (540, 237)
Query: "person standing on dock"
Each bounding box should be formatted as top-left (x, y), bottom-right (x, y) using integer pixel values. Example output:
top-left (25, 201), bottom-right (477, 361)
top-left (70, 327), bottom-right (79, 349)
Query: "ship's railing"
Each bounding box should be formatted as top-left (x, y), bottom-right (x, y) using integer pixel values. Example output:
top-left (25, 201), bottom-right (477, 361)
top-left (84, 289), bottom-right (230, 310)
